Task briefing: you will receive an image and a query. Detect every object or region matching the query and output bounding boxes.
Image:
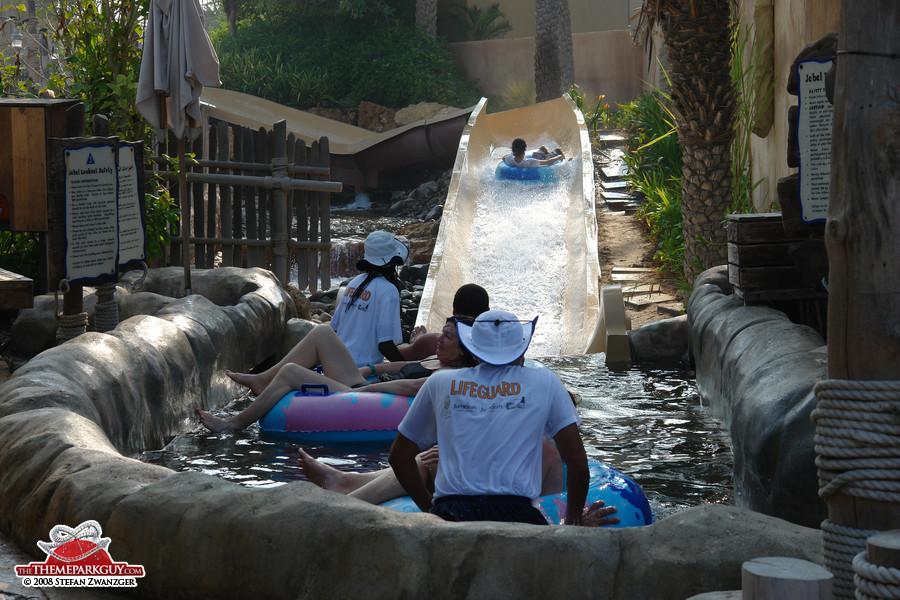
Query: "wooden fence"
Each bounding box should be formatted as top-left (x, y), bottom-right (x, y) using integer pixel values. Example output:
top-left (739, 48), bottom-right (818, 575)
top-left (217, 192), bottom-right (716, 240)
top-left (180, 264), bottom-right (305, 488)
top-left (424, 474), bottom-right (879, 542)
top-left (152, 119), bottom-right (341, 292)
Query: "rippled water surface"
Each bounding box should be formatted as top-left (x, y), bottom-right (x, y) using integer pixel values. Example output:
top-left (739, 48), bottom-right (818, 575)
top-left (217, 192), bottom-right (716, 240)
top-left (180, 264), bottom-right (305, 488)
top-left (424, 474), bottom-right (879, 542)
top-left (141, 354), bottom-right (732, 520)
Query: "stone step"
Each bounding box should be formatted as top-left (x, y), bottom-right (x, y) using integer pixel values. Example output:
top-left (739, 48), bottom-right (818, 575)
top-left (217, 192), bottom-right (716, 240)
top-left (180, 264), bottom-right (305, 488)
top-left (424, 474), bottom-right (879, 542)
top-left (600, 178), bottom-right (629, 191)
top-left (624, 291), bottom-right (679, 309)
top-left (599, 190), bottom-right (634, 201)
top-left (600, 163), bottom-right (629, 180)
top-left (604, 199), bottom-right (640, 214)
top-left (610, 268), bottom-right (658, 284)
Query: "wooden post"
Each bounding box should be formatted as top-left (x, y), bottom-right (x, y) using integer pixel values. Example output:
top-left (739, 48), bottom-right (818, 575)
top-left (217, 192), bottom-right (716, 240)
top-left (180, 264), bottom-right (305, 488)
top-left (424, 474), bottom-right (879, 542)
top-left (178, 136), bottom-right (191, 295)
top-left (271, 120), bottom-right (288, 285)
top-left (741, 557), bottom-right (832, 600)
top-left (824, 0), bottom-right (900, 527)
top-left (866, 531), bottom-right (900, 570)
top-left (853, 531), bottom-right (900, 598)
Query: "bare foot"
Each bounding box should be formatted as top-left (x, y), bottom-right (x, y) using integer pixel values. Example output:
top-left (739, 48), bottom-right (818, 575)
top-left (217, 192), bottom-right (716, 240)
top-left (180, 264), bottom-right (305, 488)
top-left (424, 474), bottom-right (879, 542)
top-left (196, 408), bottom-right (240, 433)
top-left (298, 448), bottom-right (363, 494)
top-left (225, 370), bottom-right (264, 396)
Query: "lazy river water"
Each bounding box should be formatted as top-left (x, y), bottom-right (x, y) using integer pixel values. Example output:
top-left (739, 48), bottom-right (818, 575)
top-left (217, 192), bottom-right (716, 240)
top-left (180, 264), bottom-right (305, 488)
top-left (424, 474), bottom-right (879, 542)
top-left (141, 353), bottom-right (733, 520)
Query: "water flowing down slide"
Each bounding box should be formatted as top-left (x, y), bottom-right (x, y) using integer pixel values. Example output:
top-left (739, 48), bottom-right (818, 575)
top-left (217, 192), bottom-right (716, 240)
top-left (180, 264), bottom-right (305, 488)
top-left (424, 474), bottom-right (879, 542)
top-left (415, 97), bottom-right (602, 357)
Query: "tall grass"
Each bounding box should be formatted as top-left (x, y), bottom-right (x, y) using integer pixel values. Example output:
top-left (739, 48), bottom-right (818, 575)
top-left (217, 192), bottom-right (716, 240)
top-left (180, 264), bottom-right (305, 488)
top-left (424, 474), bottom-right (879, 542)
top-left (730, 17), bottom-right (775, 213)
top-left (568, 85), bottom-right (615, 135)
top-left (617, 89), bottom-right (685, 278)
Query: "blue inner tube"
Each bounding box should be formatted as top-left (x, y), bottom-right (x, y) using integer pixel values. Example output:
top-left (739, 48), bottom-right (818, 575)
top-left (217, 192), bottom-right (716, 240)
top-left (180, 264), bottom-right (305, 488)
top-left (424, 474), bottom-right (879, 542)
top-left (379, 458), bottom-right (654, 527)
top-left (496, 156), bottom-right (566, 182)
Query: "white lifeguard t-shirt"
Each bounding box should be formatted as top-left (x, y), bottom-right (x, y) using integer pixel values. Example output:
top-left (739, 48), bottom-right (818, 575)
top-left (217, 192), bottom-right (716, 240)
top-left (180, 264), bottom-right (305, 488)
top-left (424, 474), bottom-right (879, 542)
top-left (330, 273), bottom-right (402, 367)
top-left (398, 363), bottom-right (580, 500)
top-left (503, 154), bottom-right (541, 168)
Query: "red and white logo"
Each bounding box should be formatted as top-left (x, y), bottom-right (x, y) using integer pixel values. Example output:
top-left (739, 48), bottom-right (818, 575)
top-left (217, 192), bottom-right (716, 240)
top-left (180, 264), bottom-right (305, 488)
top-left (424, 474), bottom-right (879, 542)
top-left (15, 520), bottom-right (145, 588)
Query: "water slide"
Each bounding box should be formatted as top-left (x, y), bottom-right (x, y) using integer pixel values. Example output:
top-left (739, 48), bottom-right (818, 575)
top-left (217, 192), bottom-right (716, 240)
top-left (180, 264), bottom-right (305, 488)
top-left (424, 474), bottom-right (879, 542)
top-left (415, 97), bottom-right (602, 357)
top-left (199, 87), bottom-right (476, 190)
top-left (199, 88), bottom-right (603, 357)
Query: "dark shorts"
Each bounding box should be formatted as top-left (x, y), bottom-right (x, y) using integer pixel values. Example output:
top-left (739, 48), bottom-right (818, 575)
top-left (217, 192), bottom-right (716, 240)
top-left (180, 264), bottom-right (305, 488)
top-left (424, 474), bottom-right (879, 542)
top-left (431, 495), bottom-right (548, 525)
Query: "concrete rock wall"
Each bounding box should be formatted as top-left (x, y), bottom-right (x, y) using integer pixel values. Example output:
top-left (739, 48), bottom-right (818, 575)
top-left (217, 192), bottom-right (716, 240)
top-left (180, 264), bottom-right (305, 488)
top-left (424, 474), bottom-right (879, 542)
top-left (0, 267), bottom-right (825, 599)
top-left (688, 266), bottom-right (827, 527)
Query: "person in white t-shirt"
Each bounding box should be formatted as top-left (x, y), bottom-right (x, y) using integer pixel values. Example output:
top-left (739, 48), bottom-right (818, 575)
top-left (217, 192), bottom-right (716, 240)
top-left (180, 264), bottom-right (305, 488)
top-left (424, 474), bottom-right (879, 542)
top-left (389, 309), bottom-right (590, 525)
top-left (502, 137), bottom-right (565, 168)
top-left (329, 230), bottom-right (407, 367)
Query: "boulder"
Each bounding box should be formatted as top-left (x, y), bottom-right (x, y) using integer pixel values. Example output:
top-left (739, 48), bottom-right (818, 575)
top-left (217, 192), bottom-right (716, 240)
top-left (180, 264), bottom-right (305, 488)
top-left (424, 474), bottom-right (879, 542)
top-left (687, 265), bottom-right (827, 527)
top-left (394, 102), bottom-right (458, 126)
top-left (357, 101), bottom-right (396, 132)
top-left (630, 314), bottom-right (690, 364)
top-left (0, 264), bottom-right (828, 600)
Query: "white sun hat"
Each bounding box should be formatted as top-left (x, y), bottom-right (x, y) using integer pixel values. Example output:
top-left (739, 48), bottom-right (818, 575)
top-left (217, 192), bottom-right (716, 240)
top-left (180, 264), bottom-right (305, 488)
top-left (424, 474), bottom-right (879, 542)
top-left (456, 309), bottom-right (537, 366)
top-left (358, 230), bottom-right (409, 268)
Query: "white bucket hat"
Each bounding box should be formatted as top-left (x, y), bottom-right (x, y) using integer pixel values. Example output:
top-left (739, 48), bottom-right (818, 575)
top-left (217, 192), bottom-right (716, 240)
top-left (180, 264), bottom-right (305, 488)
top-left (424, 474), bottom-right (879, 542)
top-left (359, 230), bottom-right (409, 268)
top-left (456, 309), bottom-right (537, 366)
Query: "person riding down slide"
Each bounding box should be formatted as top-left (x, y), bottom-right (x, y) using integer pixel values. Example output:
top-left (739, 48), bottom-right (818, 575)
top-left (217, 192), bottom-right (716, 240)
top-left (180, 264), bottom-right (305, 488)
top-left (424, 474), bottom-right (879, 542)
top-left (197, 316), bottom-right (477, 433)
top-left (389, 309), bottom-right (591, 525)
top-left (503, 138), bottom-right (565, 168)
top-left (330, 230), bottom-right (408, 367)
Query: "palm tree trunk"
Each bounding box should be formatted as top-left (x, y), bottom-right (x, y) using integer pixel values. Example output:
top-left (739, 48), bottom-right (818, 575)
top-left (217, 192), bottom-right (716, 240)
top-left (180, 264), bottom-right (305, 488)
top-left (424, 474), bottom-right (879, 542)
top-left (535, 0), bottom-right (574, 102)
top-left (416, 0), bottom-right (437, 37)
top-left (666, 2), bottom-right (736, 283)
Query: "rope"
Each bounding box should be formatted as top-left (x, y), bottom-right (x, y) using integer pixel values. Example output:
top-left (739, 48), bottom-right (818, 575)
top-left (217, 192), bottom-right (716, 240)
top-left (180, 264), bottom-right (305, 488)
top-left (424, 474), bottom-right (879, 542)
top-left (812, 380), bottom-right (900, 502)
top-left (812, 379), bottom-right (900, 599)
top-left (130, 262), bottom-right (149, 292)
top-left (94, 282), bottom-right (119, 333)
top-left (822, 520), bottom-right (879, 599)
top-left (54, 279), bottom-right (88, 343)
top-left (853, 550), bottom-right (900, 600)
top-left (56, 311), bottom-right (88, 343)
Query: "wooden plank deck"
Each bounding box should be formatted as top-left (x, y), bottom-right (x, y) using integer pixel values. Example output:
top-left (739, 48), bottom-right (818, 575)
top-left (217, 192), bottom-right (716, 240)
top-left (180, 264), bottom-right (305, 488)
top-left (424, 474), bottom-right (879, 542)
top-left (0, 268), bottom-right (33, 310)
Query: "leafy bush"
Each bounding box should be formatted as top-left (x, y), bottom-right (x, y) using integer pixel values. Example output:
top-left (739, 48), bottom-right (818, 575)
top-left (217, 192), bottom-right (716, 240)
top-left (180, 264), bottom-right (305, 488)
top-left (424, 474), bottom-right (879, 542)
top-left (0, 232), bottom-right (39, 280)
top-left (440, 3), bottom-right (513, 41)
top-left (568, 85), bottom-right (615, 135)
top-left (731, 18), bottom-right (774, 213)
top-left (212, 12), bottom-right (480, 109)
top-left (617, 90), bottom-right (685, 279)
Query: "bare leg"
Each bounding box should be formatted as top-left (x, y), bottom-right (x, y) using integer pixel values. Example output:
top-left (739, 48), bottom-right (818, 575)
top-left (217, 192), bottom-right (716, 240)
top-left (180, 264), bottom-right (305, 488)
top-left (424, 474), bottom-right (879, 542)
top-left (298, 448), bottom-right (382, 493)
top-left (226, 324), bottom-right (362, 395)
top-left (199, 363), bottom-right (357, 433)
top-left (299, 447), bottom-right (432, 505)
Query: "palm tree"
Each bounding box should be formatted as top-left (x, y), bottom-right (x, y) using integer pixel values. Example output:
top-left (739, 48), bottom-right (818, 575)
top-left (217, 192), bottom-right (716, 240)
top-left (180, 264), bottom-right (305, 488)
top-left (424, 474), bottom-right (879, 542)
top-left (416, 0), bottom-right (437, 37)
top-left (633, 0), bottom-right (736, 284)
top-left (535, 0), bottom-right (574, 102)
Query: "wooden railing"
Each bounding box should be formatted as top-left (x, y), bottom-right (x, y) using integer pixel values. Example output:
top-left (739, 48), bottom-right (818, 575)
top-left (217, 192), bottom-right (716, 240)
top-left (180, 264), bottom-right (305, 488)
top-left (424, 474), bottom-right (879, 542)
top-left (152, 119), bottom-right (340, 292)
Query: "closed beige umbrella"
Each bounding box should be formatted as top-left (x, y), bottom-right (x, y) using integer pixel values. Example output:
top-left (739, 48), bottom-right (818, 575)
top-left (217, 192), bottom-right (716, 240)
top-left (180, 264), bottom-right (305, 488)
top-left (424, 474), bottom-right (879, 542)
top-left (136, 0), bottom-right (220, 294)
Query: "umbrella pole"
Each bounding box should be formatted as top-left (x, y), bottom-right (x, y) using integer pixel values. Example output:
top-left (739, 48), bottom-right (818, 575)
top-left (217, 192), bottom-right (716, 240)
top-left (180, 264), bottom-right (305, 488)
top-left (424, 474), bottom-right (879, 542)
top-left (179, 136), bottom-right (192, 295)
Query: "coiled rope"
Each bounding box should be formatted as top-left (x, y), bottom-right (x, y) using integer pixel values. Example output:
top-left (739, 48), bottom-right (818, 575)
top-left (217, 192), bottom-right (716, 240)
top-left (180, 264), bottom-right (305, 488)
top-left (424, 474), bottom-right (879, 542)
top-left (854, 549), bottom-right (900, 600)
top-left (54, 279), bottom-right (88, 343)
top-left (812, 379), bottom-right (900, 599)
top-left (94, 282), bottom-right (119, 333)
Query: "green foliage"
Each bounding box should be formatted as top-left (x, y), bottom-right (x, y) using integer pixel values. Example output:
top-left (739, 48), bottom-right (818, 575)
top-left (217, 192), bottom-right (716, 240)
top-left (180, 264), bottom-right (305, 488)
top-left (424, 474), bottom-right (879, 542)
top-left (211, 11), bottom-right (480, 109)
top-left (568, 85), bottom-right (615, 135)
top-left (440, 3), bottom-right (513, 41)
top-left (0, 232), bottom-right (39, 280)
top-left (730, 17), bottom-right (774, 213)
top-left (217, 48), bottom-right (336, 108)
top-left (48, 0), bottom-right (151, 141)
top-left (617, 90), bottom-right (685, 280)
top-left (143, 175), bottom-right (181, 264)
